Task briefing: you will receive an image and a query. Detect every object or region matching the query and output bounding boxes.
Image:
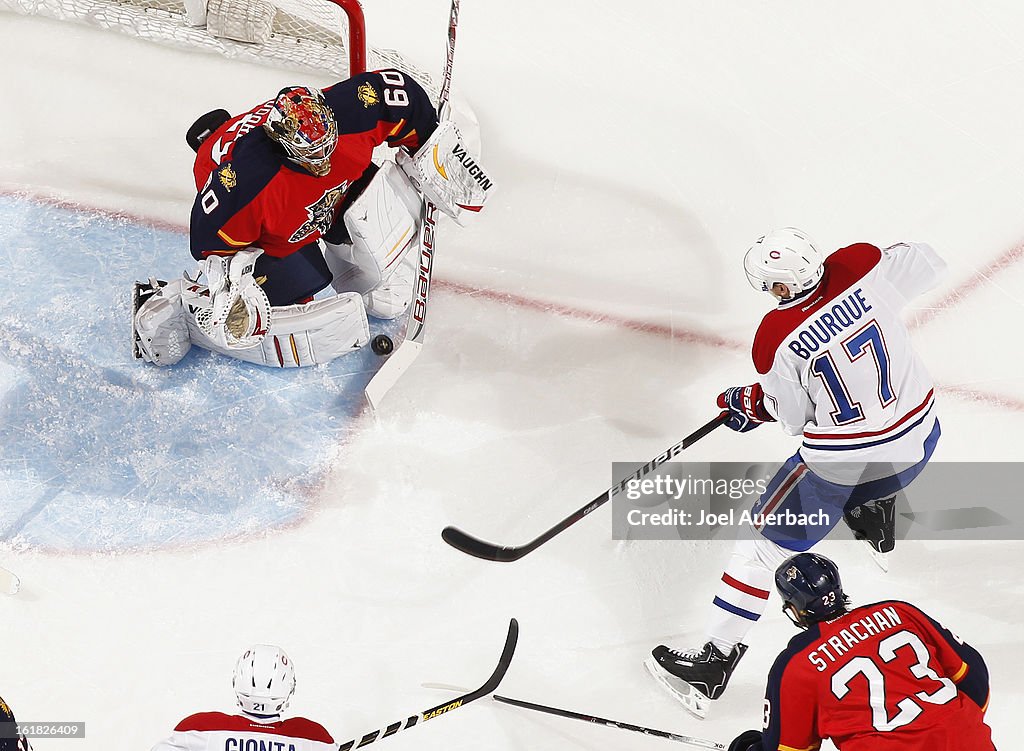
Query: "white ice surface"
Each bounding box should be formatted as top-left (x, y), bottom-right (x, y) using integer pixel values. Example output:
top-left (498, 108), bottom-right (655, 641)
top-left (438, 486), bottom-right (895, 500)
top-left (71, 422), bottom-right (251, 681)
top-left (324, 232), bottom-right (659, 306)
top-left (2, 1), bottom-right (1023, 748)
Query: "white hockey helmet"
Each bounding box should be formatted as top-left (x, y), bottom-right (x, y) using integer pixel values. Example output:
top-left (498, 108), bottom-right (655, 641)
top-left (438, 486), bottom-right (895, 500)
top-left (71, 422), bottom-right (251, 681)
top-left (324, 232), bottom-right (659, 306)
top-left (233, 645), bottom-right (296, 716)
top-left (743, 227), bottom-right (824, 299)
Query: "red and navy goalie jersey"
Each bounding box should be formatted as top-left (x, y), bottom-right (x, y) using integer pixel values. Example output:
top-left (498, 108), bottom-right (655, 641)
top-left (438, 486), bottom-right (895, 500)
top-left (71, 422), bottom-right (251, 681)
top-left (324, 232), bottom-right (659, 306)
top-left (190, 69), bottom-right (437, 260)
top-left (758, 600), bottom-right (994, 751)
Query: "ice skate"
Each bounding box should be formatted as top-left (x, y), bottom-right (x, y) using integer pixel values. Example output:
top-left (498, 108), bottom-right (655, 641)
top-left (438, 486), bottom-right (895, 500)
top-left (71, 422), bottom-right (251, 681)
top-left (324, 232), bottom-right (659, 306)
top-left (131, 278), bottom-right (166, 359)
top-left (844, 496), bottom-right (896, 572)
top-left (644, 641), bottom-right (747, 719)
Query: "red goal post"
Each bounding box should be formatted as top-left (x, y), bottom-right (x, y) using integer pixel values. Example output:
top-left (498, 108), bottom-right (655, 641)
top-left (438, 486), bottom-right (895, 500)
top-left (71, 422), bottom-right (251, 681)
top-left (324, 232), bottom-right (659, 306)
top-left (332, 0), bottom-right (364, 75)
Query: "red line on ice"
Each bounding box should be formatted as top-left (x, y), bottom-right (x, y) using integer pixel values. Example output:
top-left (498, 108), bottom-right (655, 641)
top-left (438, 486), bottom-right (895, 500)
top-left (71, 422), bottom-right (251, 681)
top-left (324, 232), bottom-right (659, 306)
top-left (4, 189), bottom-right (1021, 412)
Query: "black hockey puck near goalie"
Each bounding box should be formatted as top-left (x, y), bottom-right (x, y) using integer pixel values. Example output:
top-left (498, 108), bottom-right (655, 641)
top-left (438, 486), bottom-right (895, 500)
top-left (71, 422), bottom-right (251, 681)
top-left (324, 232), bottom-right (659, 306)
top-left (371, 334), bottom-right (394, 356)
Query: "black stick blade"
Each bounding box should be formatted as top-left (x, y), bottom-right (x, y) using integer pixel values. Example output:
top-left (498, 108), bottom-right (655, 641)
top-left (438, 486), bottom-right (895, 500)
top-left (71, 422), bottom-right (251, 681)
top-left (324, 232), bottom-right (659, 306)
top-left (337, 618), bottom-right (519, 751)
top-left (441, 526), bottom-right (529, 562)
top-left (422, 617), bottom-right (519, 718)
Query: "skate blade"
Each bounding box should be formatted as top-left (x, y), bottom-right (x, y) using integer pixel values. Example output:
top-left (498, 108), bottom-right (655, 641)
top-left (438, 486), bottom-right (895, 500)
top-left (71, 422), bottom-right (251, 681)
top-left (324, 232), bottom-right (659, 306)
top-left (643, 656), bottom-right (710, 719)
top-left (869, 547), bottom-right (889, 573)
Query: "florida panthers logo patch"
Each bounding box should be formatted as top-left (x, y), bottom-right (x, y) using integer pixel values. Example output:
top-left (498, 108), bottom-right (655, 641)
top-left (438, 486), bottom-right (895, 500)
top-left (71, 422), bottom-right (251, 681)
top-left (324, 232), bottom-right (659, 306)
top-left (357, 82), bottom-right (379, 108)
top-left (218, 163), bottom-right (237, 191)
top-left (289, 182), bottom-right (350, 243)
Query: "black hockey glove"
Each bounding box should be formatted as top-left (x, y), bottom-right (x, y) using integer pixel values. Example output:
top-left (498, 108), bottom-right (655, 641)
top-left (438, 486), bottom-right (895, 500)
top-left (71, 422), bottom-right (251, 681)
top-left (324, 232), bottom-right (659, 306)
top-left (728, 729), bottom-right (763, 751)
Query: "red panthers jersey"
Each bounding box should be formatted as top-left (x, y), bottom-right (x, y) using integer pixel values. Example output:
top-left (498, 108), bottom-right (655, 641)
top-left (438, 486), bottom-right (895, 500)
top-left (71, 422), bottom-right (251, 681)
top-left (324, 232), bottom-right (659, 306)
top-left (760, 600), bottom-right (993, 751)
top-left (189, 69), bottom-right (436, 260)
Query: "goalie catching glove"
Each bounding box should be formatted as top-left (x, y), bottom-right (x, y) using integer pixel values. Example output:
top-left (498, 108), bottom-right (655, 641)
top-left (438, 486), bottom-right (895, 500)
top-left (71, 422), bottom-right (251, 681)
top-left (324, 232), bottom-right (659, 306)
top-left (197, 249), bottom-right (273, 350)
top-left (397, 119), bottom-right (494, 225)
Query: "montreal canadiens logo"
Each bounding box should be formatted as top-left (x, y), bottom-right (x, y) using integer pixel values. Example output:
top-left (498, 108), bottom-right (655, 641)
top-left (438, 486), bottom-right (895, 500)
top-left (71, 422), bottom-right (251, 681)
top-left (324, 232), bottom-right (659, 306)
top-left (769, 250), bottom-right (782, 259)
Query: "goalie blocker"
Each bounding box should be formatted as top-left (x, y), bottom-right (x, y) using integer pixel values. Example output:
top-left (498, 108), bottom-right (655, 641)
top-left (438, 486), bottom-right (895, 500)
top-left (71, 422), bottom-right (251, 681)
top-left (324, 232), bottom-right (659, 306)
top-left (397, 119), bottom-right (495, 226)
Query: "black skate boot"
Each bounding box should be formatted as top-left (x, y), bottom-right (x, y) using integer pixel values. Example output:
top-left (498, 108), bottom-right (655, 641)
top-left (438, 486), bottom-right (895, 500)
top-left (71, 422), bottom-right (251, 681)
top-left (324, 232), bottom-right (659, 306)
top-left (844, 496), bottom-right (896, 572)
top-left (644, 641), bottom-right (748, 719)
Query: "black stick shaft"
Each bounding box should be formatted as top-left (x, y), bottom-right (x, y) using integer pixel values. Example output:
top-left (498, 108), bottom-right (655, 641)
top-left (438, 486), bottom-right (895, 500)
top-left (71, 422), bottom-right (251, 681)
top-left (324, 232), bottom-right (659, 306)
top-left (438, 0), bottom-right (459, 108)
top-left (493, 695), bottom-right (724, 749)
top-left (442, 413), bottom-right (729, 561)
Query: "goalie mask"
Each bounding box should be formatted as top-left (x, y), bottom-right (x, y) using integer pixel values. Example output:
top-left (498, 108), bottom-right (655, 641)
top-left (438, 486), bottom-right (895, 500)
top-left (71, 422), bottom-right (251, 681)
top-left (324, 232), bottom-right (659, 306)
top-left (264, 86), bottom-right (338, 177)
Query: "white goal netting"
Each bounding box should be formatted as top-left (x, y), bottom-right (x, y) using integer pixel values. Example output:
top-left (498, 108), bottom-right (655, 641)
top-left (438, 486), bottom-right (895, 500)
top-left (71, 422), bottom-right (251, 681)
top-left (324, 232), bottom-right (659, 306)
top-left (0, 0), bottom-right (434, 86)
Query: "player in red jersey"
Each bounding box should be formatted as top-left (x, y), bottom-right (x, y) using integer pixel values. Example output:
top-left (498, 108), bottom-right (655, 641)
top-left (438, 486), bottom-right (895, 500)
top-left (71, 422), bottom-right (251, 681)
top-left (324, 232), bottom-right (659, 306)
top-left (727, 552), bottom-right (994, 751)
top-left (151, 644), bottom-right (335, 751)
top-left (647, 229), bottom-right (948, 718)
top-left (133, 70), bottom-right (493, 368)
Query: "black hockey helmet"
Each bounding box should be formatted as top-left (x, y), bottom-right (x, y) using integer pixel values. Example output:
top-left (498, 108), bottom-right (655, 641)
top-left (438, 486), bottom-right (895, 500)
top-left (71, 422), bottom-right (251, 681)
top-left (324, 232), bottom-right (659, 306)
top-left (775, 552), bottom-right (849, 628)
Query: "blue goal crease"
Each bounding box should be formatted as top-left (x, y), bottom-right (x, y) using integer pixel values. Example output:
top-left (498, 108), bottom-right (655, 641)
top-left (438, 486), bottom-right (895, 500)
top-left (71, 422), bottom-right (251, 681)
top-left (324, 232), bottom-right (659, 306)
top-left (0, 195), bottom-right (400, 552)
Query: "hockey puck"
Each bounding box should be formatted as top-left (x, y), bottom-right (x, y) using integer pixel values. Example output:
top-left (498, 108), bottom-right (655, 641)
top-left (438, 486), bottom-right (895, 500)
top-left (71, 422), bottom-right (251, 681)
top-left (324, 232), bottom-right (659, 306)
top-left (371, 334), bottom-right (394, 356)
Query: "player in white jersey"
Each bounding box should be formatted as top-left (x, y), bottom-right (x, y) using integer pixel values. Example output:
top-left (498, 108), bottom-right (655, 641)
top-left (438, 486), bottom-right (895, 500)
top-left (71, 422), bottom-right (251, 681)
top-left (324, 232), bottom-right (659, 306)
top-left (151, 645), bottom-right (335, 751)
top-left (645, 228), bottom-right (947, 719)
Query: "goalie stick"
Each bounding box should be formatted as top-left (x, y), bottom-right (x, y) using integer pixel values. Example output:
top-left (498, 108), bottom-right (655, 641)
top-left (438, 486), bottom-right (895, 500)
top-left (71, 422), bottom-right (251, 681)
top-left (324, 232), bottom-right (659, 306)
top-left (337, 617), bottom-right (518, 751)
top-left (363, 0), bottom-right (460, 410)
top-left (493, 695), bottom-right (724, 749)
top-left (441, 413), bottom-right (730, 562)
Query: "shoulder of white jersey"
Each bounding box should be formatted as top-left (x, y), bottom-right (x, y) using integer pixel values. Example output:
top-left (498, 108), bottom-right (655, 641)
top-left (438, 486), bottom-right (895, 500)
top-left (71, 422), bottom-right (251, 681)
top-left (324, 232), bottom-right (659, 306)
top-left (751, 243), bottom-right (883, 375)
top-left (171, 712), bottom-right (333, 743)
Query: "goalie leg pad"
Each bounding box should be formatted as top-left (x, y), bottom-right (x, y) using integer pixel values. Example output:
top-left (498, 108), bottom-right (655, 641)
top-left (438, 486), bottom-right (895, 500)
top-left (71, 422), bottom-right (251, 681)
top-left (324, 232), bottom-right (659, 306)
top-left (183, 285), bottom-right (369, 368)
top-left (362, 250), bottom-right (416, 320)
top-left (324, 161), bottom-right (422, 295)
top-left (133, 278), bottom-right (193, 366)
top-left (397, 119), bottom-right (495, 225)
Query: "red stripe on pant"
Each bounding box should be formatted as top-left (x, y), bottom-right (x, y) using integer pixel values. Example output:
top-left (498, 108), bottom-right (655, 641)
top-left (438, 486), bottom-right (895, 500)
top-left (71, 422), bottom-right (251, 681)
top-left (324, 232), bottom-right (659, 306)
top-left (755, 464), bottom-right (807, 530)
top-left (722, 573), bottom-right (770, 599)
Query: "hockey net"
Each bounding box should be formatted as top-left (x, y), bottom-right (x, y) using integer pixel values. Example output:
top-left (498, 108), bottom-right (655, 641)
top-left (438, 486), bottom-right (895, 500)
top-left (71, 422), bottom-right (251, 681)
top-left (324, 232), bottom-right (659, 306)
top-left (0, 0), bottom-right (434, 85)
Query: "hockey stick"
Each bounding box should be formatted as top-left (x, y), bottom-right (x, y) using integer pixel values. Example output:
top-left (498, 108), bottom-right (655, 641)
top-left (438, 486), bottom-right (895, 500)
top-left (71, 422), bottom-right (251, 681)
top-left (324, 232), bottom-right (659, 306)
top-left (441, 413), bottom-right (730, 562)
top-left (363, 0), bottom-right (461, 410)
top-left (337, 617), bottom-right (517, 751)
top-left (492, 695), bottom-right (724, 749)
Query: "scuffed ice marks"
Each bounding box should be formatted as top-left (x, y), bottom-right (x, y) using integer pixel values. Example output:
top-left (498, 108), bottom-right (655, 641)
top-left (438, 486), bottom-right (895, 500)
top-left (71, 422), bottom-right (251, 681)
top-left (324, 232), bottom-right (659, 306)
top-left (0, 196), bottom-right (385, 551)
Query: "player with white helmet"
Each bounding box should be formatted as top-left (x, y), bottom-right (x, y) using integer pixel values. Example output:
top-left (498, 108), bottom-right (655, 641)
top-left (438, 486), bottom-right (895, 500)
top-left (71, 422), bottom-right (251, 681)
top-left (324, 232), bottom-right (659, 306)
top-left (151, 645), bottom-right (335, 751)
top-left (646, 228), bottom-right (948, 719)
top-left (742, 226), bottom-right (824, 297)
